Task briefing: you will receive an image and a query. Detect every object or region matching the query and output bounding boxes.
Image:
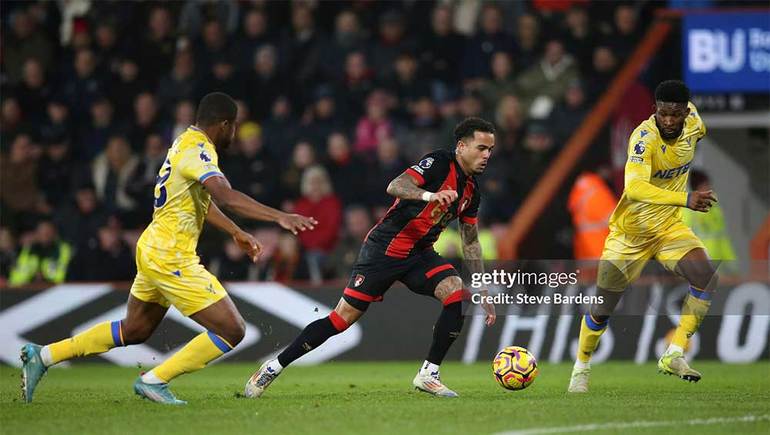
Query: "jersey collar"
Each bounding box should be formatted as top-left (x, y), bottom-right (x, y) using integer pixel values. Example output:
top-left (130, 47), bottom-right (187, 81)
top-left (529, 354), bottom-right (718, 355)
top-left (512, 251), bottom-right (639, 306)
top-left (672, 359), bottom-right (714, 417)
top-left (189, 125), bottom-right (214, 145)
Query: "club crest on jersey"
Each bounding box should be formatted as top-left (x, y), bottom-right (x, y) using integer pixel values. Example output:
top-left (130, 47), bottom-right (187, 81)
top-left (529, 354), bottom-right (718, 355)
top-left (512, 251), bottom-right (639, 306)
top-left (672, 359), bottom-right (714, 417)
top-left (200, 150), bottom-right (211, 162)
top-left (419, 157), bottom-right (434, 169)
top-left (634, 141), bottom-right (645, 155)
top-left (353, 274), bottom-right (365, 287)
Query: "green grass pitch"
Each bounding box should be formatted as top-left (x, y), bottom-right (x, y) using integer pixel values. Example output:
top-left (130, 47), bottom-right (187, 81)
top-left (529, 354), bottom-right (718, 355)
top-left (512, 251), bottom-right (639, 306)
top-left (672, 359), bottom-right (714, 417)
top-left (2, 362), bottom-right (769, 434)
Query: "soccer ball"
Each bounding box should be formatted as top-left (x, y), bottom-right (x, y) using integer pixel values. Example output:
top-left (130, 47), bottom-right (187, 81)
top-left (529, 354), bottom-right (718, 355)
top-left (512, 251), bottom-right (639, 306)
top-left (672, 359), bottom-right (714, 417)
top-left (492, 346), bottom-right (539, 391)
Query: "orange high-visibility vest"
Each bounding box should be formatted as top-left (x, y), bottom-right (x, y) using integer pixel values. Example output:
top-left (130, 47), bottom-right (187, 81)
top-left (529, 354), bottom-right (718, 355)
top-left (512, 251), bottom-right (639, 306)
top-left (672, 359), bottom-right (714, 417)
top-left (568, 172), bottom-right (616, 260)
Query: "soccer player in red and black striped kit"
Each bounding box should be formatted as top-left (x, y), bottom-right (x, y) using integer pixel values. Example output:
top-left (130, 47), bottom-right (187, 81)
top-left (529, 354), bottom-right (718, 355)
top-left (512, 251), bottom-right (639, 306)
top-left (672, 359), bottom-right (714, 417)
top-left (244, 118), bottom-right (497, 398)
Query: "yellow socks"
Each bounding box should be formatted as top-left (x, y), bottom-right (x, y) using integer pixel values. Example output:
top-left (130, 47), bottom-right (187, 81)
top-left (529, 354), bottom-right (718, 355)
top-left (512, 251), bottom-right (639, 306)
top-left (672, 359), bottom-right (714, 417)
top-left (576, 314), bottom-right (608, 363)
top-left (670, 286), bottom-right (712, 351)
top-left (45, 321), bottom-right (124, 366)
top-left (148, 332), bottom-right (233, 383)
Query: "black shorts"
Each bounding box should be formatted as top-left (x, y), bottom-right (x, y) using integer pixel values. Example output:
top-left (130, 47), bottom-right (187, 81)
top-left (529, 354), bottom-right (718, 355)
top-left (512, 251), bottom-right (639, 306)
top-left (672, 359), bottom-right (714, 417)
top-left (342, 243), bottom-right (460, 311)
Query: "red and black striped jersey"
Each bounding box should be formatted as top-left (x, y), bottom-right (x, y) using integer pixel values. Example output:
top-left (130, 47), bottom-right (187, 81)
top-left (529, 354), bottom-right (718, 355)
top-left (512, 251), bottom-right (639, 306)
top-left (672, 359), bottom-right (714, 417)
top-left (365, 150), bottom-right (480, 258)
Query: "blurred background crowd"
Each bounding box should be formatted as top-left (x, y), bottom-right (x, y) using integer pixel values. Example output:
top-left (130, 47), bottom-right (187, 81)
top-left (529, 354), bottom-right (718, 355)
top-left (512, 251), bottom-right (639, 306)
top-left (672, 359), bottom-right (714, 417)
top-left (0, 0), bottom-right (731, 285)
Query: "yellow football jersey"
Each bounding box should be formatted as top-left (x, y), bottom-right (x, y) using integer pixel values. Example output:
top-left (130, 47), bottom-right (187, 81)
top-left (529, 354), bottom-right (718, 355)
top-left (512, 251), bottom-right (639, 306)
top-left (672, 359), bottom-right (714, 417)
top-left (136, 126), bottom-right (224, 265)
top-left (609, 102), bottom-right (707, 235)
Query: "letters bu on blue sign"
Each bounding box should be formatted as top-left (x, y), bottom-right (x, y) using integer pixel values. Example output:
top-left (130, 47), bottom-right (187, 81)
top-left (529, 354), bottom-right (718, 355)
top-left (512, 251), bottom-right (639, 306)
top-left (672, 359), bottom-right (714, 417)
top-left (684, 12), bottom-right (770, 93)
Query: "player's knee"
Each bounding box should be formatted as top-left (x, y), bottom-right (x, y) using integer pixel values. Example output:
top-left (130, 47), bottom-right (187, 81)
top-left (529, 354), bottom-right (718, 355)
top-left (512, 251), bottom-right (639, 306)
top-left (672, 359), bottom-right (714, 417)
top-left (121, 321), bottom-right (154, 345)
top-left (434, 276), bottom-right (463, 302)
top-left (692, 267), bottom-right (718, 292)
top-left (224, 318), bottom-right (246, 347)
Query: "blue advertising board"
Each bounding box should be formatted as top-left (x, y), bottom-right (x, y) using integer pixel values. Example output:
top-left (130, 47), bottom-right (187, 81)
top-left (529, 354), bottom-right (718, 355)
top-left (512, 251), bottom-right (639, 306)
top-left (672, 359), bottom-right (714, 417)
top-left (683, 12), bottom-right (770, 93)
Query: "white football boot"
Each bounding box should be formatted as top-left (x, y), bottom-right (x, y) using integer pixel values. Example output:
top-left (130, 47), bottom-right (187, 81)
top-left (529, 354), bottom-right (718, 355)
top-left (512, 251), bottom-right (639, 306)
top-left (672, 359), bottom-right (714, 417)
top-left (412, 370), bottom-right (459, 398)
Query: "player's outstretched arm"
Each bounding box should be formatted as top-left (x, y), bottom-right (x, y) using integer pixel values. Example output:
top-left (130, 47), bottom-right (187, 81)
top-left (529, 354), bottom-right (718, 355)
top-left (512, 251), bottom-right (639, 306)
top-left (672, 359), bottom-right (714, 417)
top-left (203, 176), bottom-right (318, 235)
top-left (206, 202), bottom-right (263, 262)
top-left (460, 221), bottom-right (496, 326)
top-left (386, 173), bottom-right (458, 205)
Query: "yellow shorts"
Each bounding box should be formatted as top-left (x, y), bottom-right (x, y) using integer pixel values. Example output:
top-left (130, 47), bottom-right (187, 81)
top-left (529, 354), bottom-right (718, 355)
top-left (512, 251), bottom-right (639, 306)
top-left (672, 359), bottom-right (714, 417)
top-left (598, 222), bottom-right (705, 291)
top-left (129, 244), bottom-right (227, 316)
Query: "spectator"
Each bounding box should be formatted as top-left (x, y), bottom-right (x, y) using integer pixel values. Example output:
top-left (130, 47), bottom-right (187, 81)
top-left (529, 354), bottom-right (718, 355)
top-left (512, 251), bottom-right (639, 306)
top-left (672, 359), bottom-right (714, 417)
top-left (321, 9), bottom-right (369, 80)
top-left (61, 49), bottom-right (107, 123)
top-left (419, 5), bottom-right (465, 86)
top-left (81, 97), bottom-right (120, 161)
top-left (0, 134), bottom-right (49, 224)
top-left (0, 97), bottom-right (26, 152)
top-left (562, 6), bottom-right (596, 74)
top-left (157, 50), bottom-right (200, 114)
top-left (15, 58), bottom-right (52, 124)
top-left (199, 54), bottom-right (240, 102)
top-left (245, 44), bottom-right (285, 121)
top-left (128, 92), bottom-right (164, 152)
top-left (221, 122), bottom-right (279, 207)
top-left (338, 51), bottom-right (375, 122)
top-left (92, 136), bottom-right (139, 216)
top-left (386, 51), bottom-right (428, 122)
top-left (294, 166), bottom-right (343, 283)
top-left (8, 219), bottom-right (72, 286)
top-left (0, 228), bottom-right (17, 286)
top-left (109, 57), bottom-right (146, 120)
top-left (56, 184), bottom-right (107, 251)
top-left (610, 4), bottom-right (641, 62)
top-left (330, 205), bottom-right (373, 276)
top-left (514, 13), bottom-right (542, 73)
top-left (549, 80), bottom-right (590, 145)
top-left (281, 3), bottom-right (326, 90)
top-left (462, 4), bottom-right (516, 81)
top-left (371, 10), bottom-right (416, 80)
top-left (139, 6), bottom-right (176, 85)
top-left (479, 51), bottom-right (518, 110)
top-left (3, 10), bottom-right (54, 84)
top-left (236, 9), bottom-right (274, 71)
top-left (38, 133), bottom-right (77, 209)
top-left (368, 137), bottom-right (407, 207)
top-left (585, 45), bottom-right (618, 103)
top-left (567, 168), bottom-right (616, 259)
top-left (170, 100), bottom-right (196, 140)
top-left (400, 96), bottom-right (441, 161)
top-left (126, 134), bottom-right (168, 225)
top-left (354, 91), bottom-right (393, 155)
top-left (262, 96), bottom-right (298, 156)
top-left (93, 22), bottom-right (123, 75)
top-left (300, 85), bottom-right (344, 151)
top-left (494, 94), bottom-right (525, 152)
top-left (516, 39), bottom-right (580, 119)
top-left (179, 0), bottom-right (239, 37)
top-left (281, 140), bottom-right (317, 201)
top-left (68, 221), bottom-right (135, 281)
top-left (324, 131), bottom-right (367, 205)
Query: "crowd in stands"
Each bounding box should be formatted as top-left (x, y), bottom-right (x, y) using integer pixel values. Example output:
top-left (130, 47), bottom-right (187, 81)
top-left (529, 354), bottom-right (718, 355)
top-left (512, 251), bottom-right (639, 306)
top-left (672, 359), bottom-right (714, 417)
top-left (1, 0), bottom-right (656, 285)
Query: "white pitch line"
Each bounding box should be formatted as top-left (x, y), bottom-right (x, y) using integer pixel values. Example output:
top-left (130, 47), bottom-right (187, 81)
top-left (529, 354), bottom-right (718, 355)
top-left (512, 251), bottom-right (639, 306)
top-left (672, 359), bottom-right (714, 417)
top-left (495, 414), bottom-right (770, 435)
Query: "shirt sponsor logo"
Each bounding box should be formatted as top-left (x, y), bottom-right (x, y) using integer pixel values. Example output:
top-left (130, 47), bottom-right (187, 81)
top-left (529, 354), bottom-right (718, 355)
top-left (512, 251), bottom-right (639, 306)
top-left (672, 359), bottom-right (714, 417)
top-left (653, 161), bottom-right (692, 179)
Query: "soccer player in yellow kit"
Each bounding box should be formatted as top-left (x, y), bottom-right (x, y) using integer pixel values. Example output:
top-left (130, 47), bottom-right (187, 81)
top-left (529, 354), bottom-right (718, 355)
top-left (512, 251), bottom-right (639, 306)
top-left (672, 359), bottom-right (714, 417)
top-left (21, 93), bottom-right (317, 404)
top-left (568, 80), bottom-right (719, 393)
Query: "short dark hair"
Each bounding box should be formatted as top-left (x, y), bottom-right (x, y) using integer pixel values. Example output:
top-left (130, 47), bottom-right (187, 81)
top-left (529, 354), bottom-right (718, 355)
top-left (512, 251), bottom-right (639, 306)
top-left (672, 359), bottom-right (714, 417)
top-left (454, 117), bottom-right (496, 142)
top-left (196, 92), bottom-right (237, 126)
top-left (655, 80), bottom-right (690, 104)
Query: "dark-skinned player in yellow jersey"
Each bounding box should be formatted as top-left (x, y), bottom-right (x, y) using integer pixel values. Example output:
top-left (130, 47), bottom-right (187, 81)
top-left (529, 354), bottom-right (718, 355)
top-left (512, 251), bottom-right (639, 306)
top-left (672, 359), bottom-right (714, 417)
top-left (569, 80), bottom-right (719, 393)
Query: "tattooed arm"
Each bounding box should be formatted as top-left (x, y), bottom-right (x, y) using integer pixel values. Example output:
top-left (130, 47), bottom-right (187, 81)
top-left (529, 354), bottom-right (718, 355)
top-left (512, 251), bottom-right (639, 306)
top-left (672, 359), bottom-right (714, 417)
top-left (386, 173), bottom-right (458, 205)
top-left (460, 221), bottom-right (496, 326)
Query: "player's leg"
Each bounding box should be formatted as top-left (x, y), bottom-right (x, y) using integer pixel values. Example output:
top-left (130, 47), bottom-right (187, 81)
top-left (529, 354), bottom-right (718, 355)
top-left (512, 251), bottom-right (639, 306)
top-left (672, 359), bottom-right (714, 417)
top-left (245, 251), bottom-right (395, 398)
top-left (134, 265), bottom-right (241, 404)
top-left (657, 228), bottom-right (717, 382)
top-left (569, 231), bottom-right (650, 392)
top-left (21, 274), bottom-right (168, 403)
top-left (401, 252), bottom-right (466, 397)
top-left (244, 298), bottom-right (365, 398)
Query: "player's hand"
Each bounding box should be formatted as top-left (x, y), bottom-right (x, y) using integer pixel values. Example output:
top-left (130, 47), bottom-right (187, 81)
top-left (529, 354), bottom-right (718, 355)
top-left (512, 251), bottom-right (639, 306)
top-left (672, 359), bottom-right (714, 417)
top-left (480, 290), bottom-right (496, 326)
top-left (687, 190), bottom-right (717, 212)
top-left (278, 213), bottom-right (318, 235)
top-left (232, 230), bottom-right (262, 263)
top-left (429, 189), bottom-right (458, 207)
